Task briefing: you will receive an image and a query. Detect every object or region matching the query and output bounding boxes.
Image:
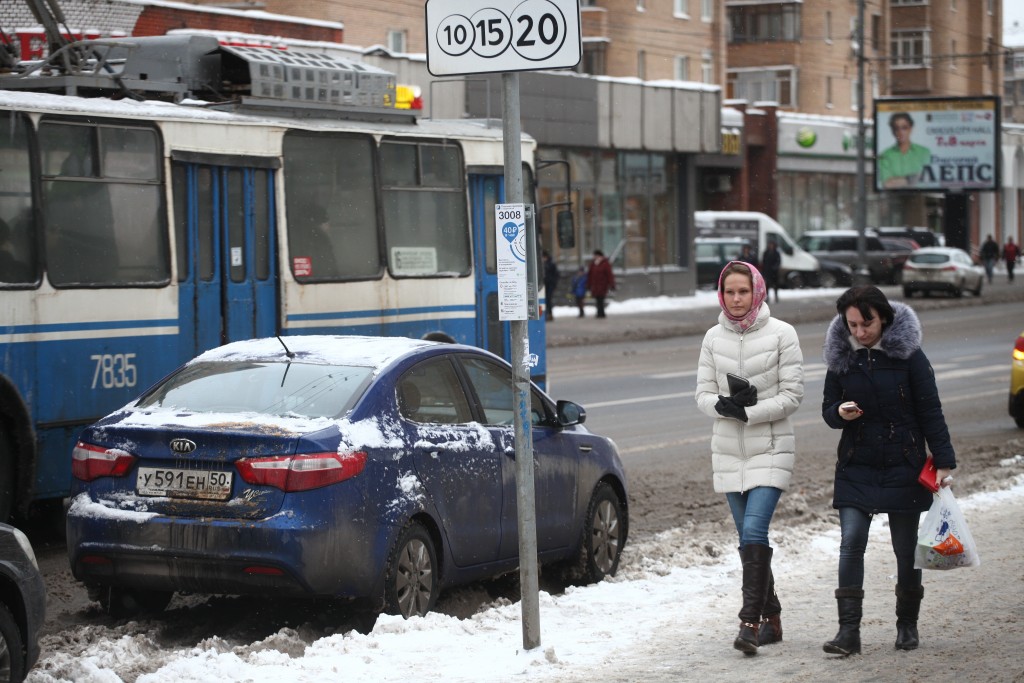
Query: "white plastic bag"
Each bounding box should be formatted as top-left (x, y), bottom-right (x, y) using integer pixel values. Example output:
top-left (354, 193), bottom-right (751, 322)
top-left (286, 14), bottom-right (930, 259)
top-left (914, 487), bottom-right (981, 570)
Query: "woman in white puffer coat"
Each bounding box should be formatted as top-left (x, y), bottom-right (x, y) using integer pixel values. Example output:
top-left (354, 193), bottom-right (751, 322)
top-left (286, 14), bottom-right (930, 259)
top-left (695, 261), bottom-right (804, 656)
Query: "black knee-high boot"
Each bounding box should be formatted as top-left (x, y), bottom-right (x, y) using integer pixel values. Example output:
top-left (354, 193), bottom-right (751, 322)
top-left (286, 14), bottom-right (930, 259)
top-left (895, 585), bottom-right (924, 650)
top-left (823, 587), bottom-right (864, 656)
top-left (734, 544), bottom-right (771, 655)
top-left (758, 564), bottom-right (783, 646)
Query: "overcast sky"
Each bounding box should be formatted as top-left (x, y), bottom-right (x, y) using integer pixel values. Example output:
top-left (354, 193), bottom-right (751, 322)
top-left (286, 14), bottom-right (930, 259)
top-left (1007, 0), bottom-right (1024, 47)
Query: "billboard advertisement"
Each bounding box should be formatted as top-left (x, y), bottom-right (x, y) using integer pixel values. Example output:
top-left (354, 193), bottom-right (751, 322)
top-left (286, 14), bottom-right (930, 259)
top-left (873, 97), bottom-right (1000, 193)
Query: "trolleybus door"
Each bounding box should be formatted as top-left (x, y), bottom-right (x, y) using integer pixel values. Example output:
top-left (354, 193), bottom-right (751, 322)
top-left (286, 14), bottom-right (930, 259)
top-left (470, 174), bottom-right (507, 361)
top-left (173, 162), bottom-right (277, 356)
top-left (469, 172), bottom-right (548, 388)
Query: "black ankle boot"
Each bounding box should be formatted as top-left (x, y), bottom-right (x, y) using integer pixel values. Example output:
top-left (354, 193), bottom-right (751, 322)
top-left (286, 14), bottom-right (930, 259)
top-left (734, 545), bottom-right (771, 655)
top-left (895, 585), bottom-right (924, 650)
top-left (823, 587), bottom-right (864, 656)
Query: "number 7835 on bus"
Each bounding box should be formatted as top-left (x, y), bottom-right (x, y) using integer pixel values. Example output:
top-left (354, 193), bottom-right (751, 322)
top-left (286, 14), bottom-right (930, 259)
top-left (90, 353), bottom-right (138, 390)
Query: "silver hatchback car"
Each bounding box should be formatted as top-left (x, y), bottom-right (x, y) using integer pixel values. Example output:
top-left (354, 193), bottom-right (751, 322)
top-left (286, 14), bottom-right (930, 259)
top-left (902, 247), bottom-right (984, 298)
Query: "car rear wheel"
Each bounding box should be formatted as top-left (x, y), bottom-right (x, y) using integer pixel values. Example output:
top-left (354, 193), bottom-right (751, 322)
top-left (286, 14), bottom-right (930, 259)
top-left (384, 522), bottom-right (438, 618)
top-left (95, 586), bottom-right (173, 619)
top-left (972, 279), bottom-right (983, 296)
top-left (0, 602), bottom-right (25, 683)
top-left (819, 271), bottom-right (838, 288)
top-left (570, 482), bottom-right (626, 585)
top-left (903, 286), bottom-right (914, 298)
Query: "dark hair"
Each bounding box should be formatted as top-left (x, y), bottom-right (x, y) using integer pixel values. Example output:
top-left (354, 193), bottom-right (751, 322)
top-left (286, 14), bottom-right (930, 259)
top-left (836, 285), bottom-right (894, 329)
top-left (593, 249), bottom-right (605, 257)
top-left (889, 112), bottom-right (914, 131)
top-left (719, 262), bottom-right (753, 293)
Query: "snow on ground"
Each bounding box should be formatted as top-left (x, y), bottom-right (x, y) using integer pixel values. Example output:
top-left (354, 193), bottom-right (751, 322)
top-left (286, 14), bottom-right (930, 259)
top-left (28, 475), bottom-right (1024, 683)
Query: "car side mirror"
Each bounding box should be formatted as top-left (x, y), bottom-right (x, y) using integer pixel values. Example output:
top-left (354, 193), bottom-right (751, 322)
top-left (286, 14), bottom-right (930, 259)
top-left (556, 210), bottom-right (575, 249)
top-left (556, 399), bottom-right (586, 426)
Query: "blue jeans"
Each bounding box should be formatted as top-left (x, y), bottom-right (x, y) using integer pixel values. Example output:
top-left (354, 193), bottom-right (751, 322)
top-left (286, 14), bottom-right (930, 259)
top-left (838, 507), bottom-right (921, 589)
top-left (726, 486), bottom-right (782, 548)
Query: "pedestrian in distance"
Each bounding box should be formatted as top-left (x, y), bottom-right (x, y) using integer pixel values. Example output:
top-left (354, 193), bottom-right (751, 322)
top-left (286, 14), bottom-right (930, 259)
top-left (1003, 237), bottom-right (1020, 283)
top-left (820, 285), bottom-right (955, 657)
top-left (570, 266), bottom-right (588, 318)
top-left (738, 243), bottom-right (758, 267)
top-left (542, 251), bottom-right (560, 321)
top-left (760, 239), bottom-right (782, 304)
top-left (695, 261), bottom-right (804, 656)
top-left (980, 234), bottom-right (999, 285)
top-left (587, 249), bottom-right (615, 319)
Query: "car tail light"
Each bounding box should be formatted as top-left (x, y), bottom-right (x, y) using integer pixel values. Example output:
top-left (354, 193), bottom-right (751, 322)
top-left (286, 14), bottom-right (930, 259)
top-left (72, 442), bottom-right (136, 481)
top-left (1014, 335), bottom-right (1024, 362)
top-left (235, 451), bottom-right (366, 492)
top-left (940, 265), bottom-right (956, 272)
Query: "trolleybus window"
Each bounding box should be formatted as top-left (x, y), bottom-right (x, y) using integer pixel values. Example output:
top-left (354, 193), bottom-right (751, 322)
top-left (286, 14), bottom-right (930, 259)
top-left (39, 120), bottom-right (168, 287)
top-left (380, 140), bottom-right (469, 277)
top-left (0, 111), bottom-right (37, 286)
top-left (283, 131), bottom-right (380, 282)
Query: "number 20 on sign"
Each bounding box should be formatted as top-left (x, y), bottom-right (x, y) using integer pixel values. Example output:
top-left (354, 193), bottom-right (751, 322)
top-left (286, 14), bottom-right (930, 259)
top-left (425, 0), bottom-right (581, 77)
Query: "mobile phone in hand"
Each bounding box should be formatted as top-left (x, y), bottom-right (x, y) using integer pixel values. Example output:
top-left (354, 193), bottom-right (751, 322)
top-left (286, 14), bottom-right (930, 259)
top-left (840, 401), bottom-right (862, 414)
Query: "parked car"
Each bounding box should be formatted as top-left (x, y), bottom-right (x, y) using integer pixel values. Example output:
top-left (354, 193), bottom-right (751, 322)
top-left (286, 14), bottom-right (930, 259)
top-left (0, 524), bottom-right (46, 683)
top-left (901, 247), bottom-right (984, 298)
top-left (878, 236), bottom-right (919, 271)
top-left (66, 336), bottom-right (628, 619)
top-left (1010, 331), bottom-right (1024, 429)
top-left (797, 230), bottom-right (902, 285)
top-left (695, 237), bottom-right (753, 287)
top-left (815, 258), bottom-right (855, 288)
top-left (875, 226), bottom-right (942, 247)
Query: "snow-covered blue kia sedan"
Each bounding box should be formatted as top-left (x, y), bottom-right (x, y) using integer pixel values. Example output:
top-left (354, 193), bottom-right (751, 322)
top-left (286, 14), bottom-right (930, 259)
top-left (66, 336), bottom-right (627, 618)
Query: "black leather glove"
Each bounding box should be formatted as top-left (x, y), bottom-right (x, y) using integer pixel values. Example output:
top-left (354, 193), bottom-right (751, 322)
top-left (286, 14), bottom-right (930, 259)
top-left (715, 396), bottom-right (748, 422)
top-left (732, 384), bottom-right (758, 407)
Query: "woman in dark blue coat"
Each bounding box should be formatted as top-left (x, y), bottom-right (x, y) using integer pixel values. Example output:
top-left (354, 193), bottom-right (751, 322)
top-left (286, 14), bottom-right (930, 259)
top-left (820, 286), bottom-right (955, 656)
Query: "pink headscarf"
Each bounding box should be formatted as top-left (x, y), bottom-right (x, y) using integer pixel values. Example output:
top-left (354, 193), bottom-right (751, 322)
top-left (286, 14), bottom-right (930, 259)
top-left (717, 261), bottom-right (767, 332)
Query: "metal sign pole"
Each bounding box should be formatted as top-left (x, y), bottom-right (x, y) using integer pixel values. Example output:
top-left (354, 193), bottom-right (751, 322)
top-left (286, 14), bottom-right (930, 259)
top-left (501, 71), bottom-right (541, 651)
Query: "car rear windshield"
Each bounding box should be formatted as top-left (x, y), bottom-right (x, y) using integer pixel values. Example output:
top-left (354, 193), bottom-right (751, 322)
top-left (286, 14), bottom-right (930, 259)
top-left (909, 253), bottom-right (951, 264)
top-left (136, 361), bottom-right (373, 419)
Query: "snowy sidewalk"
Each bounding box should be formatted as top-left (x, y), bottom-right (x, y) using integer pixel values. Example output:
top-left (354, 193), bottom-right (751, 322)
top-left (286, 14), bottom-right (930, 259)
top-left (30, 473), bottom-right (1024, 683)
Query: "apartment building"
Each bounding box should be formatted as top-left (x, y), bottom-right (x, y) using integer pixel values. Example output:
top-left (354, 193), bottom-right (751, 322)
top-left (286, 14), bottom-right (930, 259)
top-left (1006, 46), bottom-right (1024, 124)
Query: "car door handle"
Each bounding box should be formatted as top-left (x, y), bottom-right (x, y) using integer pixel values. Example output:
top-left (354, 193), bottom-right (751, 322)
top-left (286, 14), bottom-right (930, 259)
top-left (578, 444), bottom-right (593, 453)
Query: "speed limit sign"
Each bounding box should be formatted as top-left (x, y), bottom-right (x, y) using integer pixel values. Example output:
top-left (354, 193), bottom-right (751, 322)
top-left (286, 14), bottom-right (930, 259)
top-left (425, 0), bottom-right (581, 76)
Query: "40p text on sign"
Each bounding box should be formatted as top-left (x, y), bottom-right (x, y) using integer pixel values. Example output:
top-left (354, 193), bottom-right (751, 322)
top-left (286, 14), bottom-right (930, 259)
top-left (425, 0), bottom-right (581, 76)
top-left (495, 203), bottom-right (529, 321)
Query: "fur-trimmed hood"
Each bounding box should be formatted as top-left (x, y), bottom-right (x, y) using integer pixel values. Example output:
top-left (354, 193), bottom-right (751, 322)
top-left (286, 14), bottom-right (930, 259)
top-left (823, 301), bottom-right (922, 374)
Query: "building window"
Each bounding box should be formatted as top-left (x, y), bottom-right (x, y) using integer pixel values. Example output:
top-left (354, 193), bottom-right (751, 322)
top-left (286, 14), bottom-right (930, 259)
top-left (727, 67), bottom-right (797, 107)
top-left (890, 30), bottom-right (930, 67)
top-left (891, 0), bottom-right (927, 5)
top-left (701, 0), bottom-right (713, 22)
top-left (387, 30), bottom-right (406, 53)
top-left (637, 50), bottom-right (646, 79)
top-left (637, 0), bottom-right (645, 11)
top-left (950, 0), bottom-right (956, 11)
top-left (871, 15), bottom-right (882, 51)
top-left (701, 49), bottom-right (714, 84)
top-left (580, 42), bottom-right (607, 76)
top-left (727, 3), bottom-right (801, 43)
top-left (825, 11), bottom-right (832, 42)
top-left (826, 76), bottom-right (833, 108)
top-left (674, 0), bottom-right (688, 18)
top-left (674, 55), bottom-right (689, 81)
top-left (950, 39), bottom-right (957, 70)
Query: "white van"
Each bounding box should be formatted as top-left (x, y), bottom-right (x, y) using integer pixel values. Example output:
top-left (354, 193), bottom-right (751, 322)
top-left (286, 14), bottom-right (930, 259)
top-left (694, 211), bottom-right (820, 288)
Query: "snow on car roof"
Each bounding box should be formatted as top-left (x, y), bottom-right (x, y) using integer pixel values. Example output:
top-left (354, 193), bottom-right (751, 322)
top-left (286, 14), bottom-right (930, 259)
top-left (190, 335), bottom-right (432, 369)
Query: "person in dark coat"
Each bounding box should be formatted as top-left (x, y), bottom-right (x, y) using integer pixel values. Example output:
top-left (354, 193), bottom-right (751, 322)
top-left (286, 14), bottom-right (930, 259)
top-left (542, 251), bottom-right (560, 321)
top-left (1003, 237), bottom-right (1020, 283)
top-left (760, 240), bottom-right (782, 303)
top-left (980, 234), bottom-right (999, 284)
top-left (820, 285), bottom-right (955, 657)
top-left (587, 249), bottom-right (615, 319)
